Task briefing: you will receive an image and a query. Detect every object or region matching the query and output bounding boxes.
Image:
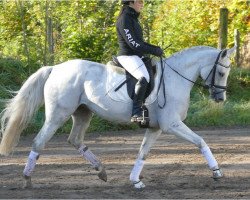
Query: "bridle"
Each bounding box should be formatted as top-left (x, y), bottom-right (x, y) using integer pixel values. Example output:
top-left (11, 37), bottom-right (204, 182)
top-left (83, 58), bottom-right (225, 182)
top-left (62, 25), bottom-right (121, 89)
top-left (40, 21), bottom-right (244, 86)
top-left (163, 50), bottom-right (230, 92)
top-left (158, 50), bottom-right (230, 108)
top-left (203, 50), bottom-right (230, 94)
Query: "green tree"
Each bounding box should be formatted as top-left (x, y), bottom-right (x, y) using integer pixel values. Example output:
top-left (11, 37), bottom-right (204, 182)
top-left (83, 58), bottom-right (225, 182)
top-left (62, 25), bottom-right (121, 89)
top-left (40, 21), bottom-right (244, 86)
top-left (152, 0), bottom-right (249, 56)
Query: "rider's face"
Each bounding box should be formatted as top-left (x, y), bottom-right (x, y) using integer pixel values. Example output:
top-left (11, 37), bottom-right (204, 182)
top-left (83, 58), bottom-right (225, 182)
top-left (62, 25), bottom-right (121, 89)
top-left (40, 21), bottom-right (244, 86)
top-left (130, 0), bottom-right (144, 13)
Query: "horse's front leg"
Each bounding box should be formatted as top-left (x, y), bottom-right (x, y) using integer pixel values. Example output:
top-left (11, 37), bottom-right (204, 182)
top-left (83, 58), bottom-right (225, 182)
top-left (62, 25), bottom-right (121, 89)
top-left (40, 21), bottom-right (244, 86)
top-left (130, 128), bottom-right (162, 189)
top-left (164, 120), bottom-right (223, 179)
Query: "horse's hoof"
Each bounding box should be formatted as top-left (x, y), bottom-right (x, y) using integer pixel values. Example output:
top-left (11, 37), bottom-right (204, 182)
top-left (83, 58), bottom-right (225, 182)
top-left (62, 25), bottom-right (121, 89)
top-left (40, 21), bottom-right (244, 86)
top-left (132, 180), bottom-right (145, 190)
top-left (98, 168), bottom-right (107, 182)
top-left (212, 168), bottom-right (223, 180)
top-left (23, 175), bottom-right (33, 189)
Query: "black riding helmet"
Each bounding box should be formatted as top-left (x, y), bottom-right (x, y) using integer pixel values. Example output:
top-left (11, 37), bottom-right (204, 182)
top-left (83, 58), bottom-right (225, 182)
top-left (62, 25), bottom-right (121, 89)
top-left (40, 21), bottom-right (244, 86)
top-left (121, 0), bottom-right (134, 5)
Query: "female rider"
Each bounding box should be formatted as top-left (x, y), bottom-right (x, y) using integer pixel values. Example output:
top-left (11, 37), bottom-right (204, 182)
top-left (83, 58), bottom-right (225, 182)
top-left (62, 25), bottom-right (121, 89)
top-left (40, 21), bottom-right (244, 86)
top-left (116, 0), bottom-right (163, 123)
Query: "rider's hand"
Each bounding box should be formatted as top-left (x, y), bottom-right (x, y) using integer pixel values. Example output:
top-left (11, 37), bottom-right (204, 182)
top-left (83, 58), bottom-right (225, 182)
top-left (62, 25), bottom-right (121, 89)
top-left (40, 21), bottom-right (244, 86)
top-left (154, 47), bottom-right (164, 57)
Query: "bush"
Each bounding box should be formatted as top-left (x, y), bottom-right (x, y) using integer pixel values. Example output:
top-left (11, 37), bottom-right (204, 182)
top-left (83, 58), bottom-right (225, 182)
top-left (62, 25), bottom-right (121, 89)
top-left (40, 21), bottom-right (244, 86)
top-left (0, 57), bottom-right (27, 86)
top-left (0, 57), bottom-right (27, 110)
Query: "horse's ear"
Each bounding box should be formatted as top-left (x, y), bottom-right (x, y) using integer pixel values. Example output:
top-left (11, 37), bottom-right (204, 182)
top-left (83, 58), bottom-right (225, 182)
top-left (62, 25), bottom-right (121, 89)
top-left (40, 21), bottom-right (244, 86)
top-left (221, 46), bottom-right (236, 58)
top-left (221, 49), bottom-right (227, 58)
top-left (227, 45), bottom-right (237, 58)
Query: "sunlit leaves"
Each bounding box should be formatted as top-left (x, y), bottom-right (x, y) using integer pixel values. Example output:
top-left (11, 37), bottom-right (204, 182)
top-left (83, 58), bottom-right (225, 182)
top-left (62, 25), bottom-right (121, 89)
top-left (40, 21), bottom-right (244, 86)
top-left (152, 0), bottom-right (249, 55)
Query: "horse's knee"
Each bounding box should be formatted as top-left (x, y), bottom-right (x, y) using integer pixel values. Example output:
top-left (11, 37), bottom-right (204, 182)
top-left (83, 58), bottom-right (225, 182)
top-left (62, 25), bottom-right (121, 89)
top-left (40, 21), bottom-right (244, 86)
top-left (32, 139), bottom-right (45, 152)
top-left (67, 137), bottom-right (82, 149)
top-left (32, 133), bottom-right (54, 152)
top-left (195, 138), bottom-right (207, 149)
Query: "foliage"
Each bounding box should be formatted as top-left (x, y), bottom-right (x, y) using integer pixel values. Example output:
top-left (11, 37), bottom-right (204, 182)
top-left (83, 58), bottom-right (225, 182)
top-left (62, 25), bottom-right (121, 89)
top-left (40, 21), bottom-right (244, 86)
top-left (0, 0), bottom-right (249, 134)
top-left (152, 0), bottom-right (250, 56)
top-left (0, 0), bottom-right (249, 64)
top-left (0, 57), bottom-right (26, 86)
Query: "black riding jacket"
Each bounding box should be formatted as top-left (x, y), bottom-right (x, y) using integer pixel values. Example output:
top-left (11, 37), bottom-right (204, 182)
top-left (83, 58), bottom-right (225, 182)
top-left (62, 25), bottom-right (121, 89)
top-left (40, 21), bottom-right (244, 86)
top-left (116, 6), bottom-right (160, 58)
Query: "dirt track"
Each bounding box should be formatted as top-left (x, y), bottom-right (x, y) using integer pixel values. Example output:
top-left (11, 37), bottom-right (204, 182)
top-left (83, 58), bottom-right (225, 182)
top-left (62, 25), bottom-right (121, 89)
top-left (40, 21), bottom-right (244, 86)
top-left (0, 128), bottom-right (249, 199)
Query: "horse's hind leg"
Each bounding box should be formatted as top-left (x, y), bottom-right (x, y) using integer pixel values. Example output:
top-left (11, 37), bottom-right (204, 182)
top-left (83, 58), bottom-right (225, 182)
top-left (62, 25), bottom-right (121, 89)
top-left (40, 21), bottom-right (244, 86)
top-left (67, 105), bottom-right (92, 149)
top-left (23, 105), bottom-right (73, 188)
top-left (130, 128), bottom-right (162, 189)
top-left (67, 105), bottom-right (107, 182)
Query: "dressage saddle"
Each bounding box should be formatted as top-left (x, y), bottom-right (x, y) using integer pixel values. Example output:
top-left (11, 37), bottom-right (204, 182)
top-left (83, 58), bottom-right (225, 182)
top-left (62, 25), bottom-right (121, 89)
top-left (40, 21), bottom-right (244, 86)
top-left (111, 56), bottom-right (156, 101)
top-left (109, 56), bottom-right (156, 128)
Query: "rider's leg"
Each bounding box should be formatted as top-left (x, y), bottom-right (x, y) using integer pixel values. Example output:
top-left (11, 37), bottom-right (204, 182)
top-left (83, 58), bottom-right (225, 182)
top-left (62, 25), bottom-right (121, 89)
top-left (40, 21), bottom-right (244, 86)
top-left (131, 77), bottom-right (148, 121)
top-left (116, 55), bottom-right (150, 83)
top-left (117, 55), bottom-right (150, 122)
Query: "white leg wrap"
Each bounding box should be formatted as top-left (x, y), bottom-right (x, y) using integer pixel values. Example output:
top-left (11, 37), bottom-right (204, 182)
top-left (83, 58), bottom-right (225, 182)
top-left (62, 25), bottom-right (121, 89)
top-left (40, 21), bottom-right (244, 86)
top-left (130, 159), bottom-right (145, 182)
top-left (23, 151), bottom-right (39, 177)
top-left (201, 146), bottom-right (218, 169)
top-left (78, 144), bottom-right (100, 169)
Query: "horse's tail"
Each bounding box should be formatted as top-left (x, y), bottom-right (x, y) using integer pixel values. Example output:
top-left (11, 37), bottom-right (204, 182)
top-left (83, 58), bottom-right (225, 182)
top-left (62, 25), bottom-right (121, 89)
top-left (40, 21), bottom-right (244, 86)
top-left (0, 66), bottom-right (53, 156)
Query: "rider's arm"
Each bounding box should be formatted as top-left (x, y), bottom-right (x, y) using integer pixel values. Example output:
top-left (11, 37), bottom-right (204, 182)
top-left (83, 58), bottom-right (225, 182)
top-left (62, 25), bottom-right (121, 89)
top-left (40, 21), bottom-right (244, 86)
top-left (118, 16), bottom-right (163, 57)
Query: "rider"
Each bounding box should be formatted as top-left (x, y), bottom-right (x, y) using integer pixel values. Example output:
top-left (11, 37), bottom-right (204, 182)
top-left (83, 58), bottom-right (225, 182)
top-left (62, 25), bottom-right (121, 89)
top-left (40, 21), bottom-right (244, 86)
top-left (116, 0), bottom-right (163, 123)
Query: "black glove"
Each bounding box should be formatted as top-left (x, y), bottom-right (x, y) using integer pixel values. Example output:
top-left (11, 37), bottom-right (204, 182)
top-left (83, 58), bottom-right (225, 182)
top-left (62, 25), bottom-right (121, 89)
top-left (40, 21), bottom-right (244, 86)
top-left (154, 47), bottom-right (164, 57)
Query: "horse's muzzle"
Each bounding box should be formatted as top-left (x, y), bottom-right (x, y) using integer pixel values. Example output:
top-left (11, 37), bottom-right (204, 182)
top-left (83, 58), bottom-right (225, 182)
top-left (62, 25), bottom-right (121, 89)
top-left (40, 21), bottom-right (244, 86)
top-left (210, 89), bottom-right (226, 103)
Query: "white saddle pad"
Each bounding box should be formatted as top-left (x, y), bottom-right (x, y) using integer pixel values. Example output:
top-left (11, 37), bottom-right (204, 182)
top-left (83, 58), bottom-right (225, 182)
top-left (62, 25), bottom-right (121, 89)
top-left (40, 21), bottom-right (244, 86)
top-left (105, 61), bottom-right (161, 105)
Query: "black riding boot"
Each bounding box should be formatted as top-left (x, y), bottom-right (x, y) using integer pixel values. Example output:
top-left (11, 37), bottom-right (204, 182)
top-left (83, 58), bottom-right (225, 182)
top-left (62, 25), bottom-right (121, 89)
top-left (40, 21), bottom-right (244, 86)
top-left (131, 77), bottom-right (148, 122)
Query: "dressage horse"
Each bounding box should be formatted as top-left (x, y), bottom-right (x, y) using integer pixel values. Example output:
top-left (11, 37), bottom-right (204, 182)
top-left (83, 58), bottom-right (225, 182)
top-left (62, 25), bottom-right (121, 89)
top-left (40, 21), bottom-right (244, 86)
top-left (0, 46), bottom-right (235, 189)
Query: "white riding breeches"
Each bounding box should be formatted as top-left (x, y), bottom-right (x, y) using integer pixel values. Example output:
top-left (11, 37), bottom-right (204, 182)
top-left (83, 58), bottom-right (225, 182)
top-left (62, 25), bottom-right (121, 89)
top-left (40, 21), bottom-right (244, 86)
top-left (117, 55), bottom-right (150, 83)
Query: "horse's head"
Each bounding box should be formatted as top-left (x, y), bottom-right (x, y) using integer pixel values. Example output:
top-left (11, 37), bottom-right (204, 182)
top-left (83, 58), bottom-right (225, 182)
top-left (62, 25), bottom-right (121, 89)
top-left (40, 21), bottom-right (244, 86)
top-left (201, 46), bottom-right (236, 102)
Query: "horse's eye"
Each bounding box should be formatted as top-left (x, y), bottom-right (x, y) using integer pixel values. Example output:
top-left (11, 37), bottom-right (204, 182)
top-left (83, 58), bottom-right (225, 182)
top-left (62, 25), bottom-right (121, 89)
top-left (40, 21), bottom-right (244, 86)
top-left (218, 72), bottom-right (225, 77)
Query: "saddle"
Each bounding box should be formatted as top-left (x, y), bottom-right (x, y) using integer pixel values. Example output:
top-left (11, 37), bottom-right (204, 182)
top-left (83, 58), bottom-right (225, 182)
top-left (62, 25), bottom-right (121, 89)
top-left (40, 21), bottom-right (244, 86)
top-left (106, 57), bottom-right (160, 105)
top-left (110, 56), bottom-right (156, 101)
top-left (106, 57), bottom-right (161, 127)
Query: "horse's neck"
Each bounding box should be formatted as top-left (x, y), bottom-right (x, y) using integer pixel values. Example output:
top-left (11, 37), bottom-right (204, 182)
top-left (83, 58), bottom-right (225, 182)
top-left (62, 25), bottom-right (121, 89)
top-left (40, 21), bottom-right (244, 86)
top-left (164, 47), bottom-right (218, 94)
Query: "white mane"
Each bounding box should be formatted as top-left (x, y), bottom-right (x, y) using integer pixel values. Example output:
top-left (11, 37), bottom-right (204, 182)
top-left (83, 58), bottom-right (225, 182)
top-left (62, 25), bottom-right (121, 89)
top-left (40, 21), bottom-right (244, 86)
top-left (167, 46), bottom-right (217, 60)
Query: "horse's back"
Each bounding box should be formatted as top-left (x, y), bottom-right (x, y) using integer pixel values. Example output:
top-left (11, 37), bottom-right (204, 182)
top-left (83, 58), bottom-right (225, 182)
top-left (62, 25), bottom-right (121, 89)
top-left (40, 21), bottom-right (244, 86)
top-left (44, 59), bottom-right (107, 106)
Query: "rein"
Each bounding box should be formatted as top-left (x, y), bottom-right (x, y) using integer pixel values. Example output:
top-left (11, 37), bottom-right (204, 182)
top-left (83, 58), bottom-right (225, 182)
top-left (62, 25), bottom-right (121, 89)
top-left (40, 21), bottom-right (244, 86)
top-left (162, 50), bottom-right (230, 95)
top-left (157, 58), bottom-right (166, 109)
top-left (109, 48), bottom-right (230, 109)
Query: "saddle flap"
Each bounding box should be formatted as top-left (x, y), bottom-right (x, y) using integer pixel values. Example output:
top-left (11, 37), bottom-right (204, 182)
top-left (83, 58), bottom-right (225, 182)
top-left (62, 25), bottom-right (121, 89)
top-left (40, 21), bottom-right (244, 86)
top-left (106, 62), bottom-right (131, 103)
top-left (105, 60), bottom-right (161, 105)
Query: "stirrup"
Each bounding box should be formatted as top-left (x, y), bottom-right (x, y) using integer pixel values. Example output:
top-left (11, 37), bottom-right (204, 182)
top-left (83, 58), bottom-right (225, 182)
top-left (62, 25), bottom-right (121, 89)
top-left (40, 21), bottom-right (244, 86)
top-left (131, 115), bottom-right (143, 123)
top-left (131, 106), bottom-right (150, 128)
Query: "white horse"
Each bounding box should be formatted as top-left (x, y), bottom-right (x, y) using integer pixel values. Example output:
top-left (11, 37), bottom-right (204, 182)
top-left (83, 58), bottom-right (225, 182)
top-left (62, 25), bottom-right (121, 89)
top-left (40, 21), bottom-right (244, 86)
top-left (0, 46), bottom-right (235, 189)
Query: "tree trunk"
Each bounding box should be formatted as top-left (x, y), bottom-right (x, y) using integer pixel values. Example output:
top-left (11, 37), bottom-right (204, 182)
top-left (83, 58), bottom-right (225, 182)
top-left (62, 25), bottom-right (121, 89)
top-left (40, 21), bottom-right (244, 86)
top-left (234, 29), bottom-right (240, 68)
top-left (47, 17), bottom-right (54, 65)
top-left (77, 0), bottom-right (83, 33)
top-left (218, 7), bottom-right (228, 50)
top-left (44, 0), bottom-right (48, 65)
top-left (16, 0), bottom-right (30, 64)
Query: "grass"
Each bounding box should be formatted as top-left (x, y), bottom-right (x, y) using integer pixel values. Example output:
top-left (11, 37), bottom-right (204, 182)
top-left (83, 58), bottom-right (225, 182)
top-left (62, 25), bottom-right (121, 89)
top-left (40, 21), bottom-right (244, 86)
top-left (185, 68), bottom-right (250, 127)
